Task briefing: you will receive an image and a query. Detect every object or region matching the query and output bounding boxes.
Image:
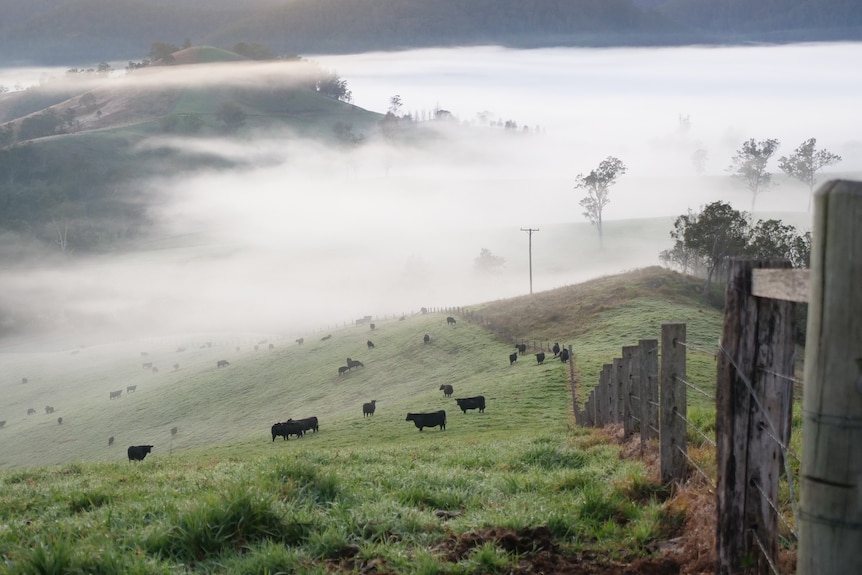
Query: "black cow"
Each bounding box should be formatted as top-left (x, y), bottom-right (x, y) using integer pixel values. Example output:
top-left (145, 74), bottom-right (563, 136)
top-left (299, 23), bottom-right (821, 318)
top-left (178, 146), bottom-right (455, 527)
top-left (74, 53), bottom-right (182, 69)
top-left (173, 363), bottom-right (180, 370)
top-left (363, 400), bottom-right (377, 417)
top-left (22, 377), bottom-right (28, 384)
top-left (271, 421), bottom-right (304, 441)
top-left (423, 334), bottom-right (430, 344)
top-left (338, 365), bottom-right (350, 375)
top-left (269, 343), bottom-right (275, 350)
top-left (560, 348), bottom-right (570, 362)
top-left (127, 385), bottom-right (136, 393)
top-left (296, 337), bottom-right (304, 346)
top-left (45, 405), bottom-right (54, 414)
top-left (108, 436), bottom-right (114, 446)
top-left (369, 323), bottom-right (376, 330)
top-left (171, 426), bottom-right (178, 436)
top-left (406, 410), bottom-right (446, 431)
top-left (347, 358), bottom-right (364, 369)
top-left (321, 334), bottom-right (332, 341)
top-left (509, 352), bottom-right (518, 366)
top-left (128, 445), bottom-right (153, 461)
top-left (536, 352), bottom-right (546, 364)
top-left (455, 396), bottom-right (486, 413)
top-left (142, 362), bottom-right (152, 369)
top-left (27, 408), bottom-right (36, 415)
top-left (57, 417), bottom-right (63, 425)
top-left (289, 416), bottom-right (319, 434)
top-left (552, 343), bottom-right (561, 357)
top-left (516, 343), bottom-right (527, 354)
top-left (217, 359), bottom-right (230, 368)
top-left (446, 316), bottom-right (456, 325)
top-left (0, 420), bottom-right (5, 428)
top-left (367, 340), bottom-right (375, 349)
top-left (439, 384), bottom-right (453, 397)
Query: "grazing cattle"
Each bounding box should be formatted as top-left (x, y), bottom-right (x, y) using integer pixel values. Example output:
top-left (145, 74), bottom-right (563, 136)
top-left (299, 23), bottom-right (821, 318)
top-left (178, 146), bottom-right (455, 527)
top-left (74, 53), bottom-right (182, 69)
top-left (27, 408), bottom-right (36, 415)
top-left (289, 416), bottom-right (319, 434)
top-left (296, 337), bottom-right (304, 345)
top-left (57, 417), bottom-right (63, 425)
top-left (217, 360), bottom-right (230, 368)
top-left (423, 333), bottom-right (430, 344)
top-left (363, 400), bottom-right (377, 417)
top-left (509, 352), bottom-right (518, 366)
top-left (127, 385), bottom-right (137, 393)
top-left (45, 405), bottom-right (54, 414)
top-left (173, 363), bottom-right (180, 371)
top-left (516, 343), bottom-right (527, 354)
top-left (22, 377), bottom-right (28, 384)
top-left (536, 352), bottom-right (546, 365)
top-left (0, 420), bottom-right (5, 428)
top-left (152, 367), bottom-right (159, 373)
top-left (347, 358), bottom-right (364, 369)
top-left (142, 362), bottom-right (152, 369)
top-left (271, 421), bottom-right (304, 441)
top-left (321, 334), bottom-right (332, 341)
top-left (369, 323), bottom-right (376, 330)
top-left (552, 343), bottom-right (561, 357)
top-left (127, 445), bottom-right (153, 461)
top-left (406, 410), bottom-right (446, 431)
top-left (171, 426), bottom-right (178, 436)
top-left (109, 390), bottom-right (122, 399)
top-left (338, 365), bottom-right (350, 375)
top-left (439, 384), bottom-right (453, 397)
top-left (446, 316), bottom-right (456, 325)
top-left (367, 340), bottom-right (375, 349)
top-left (269, 343), bottom-right (275, 350)
top-left (455, 396), bottom-right (486, 413)
top-left (108, 436), bottom-right (114, 446)
top-left (560, 348), bottom-right (570, 362)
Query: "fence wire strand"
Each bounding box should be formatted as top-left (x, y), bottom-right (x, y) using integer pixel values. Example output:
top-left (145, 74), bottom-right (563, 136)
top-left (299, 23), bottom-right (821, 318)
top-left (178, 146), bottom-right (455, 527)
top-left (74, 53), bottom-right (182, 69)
top-left (675, 340), bottom-right (719, 356)
top-left (675, 410), bottom-right (717, 447)
top-left (676, 445), bottom-right (716, 490)
top-left (675, 375), bottom-right (715, 400)
top-left (749, 529), bottom-right (782, 575)
top-left (760, 367), bottom-right (804, 386)
top-left (753, 480), bottom-right (799, 540)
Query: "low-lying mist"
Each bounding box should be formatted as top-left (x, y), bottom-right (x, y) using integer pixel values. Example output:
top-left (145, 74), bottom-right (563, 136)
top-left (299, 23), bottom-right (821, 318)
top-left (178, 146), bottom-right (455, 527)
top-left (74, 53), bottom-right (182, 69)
top-left (2, 43), bottom-right (858, 347)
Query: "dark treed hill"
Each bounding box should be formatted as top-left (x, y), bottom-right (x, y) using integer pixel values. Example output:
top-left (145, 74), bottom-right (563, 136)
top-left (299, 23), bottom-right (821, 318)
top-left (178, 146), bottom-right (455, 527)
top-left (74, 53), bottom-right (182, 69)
top-left (0, 49), bottom-right (383, 267)
top-left (0, 0), bottom-right (859, 66)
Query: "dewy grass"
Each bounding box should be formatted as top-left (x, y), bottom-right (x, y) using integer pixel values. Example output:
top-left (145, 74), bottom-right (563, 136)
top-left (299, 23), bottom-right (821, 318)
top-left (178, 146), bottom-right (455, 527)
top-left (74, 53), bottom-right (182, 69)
top-left (150, 485), bottom-right (310, 561)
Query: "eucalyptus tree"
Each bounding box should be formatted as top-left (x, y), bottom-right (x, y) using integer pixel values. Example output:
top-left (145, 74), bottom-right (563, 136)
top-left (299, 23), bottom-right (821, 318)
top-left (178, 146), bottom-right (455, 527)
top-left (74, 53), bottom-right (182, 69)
top-left (727, 138), bottom-right (780, 216)
top-left (778, 137), bottom-right (842, 211)
top-left (574, 156), bottom-right (627, 248)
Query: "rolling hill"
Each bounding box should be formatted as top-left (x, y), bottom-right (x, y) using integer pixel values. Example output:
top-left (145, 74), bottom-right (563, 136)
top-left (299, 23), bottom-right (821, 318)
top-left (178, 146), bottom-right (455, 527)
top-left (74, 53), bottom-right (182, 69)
top-left (0, 266), bottom-right (723, 470)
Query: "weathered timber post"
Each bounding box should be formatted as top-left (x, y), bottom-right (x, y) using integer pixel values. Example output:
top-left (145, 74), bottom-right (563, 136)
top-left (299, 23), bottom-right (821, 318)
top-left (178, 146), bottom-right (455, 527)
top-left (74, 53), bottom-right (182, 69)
top-left (799, 180), bottom-right (862, 575)
top-left (716, 258), bottom-right (794, 575)
top-left (613, 357), bottom-right (623, 424)
top-left (660, 323), bottom-right (687, 484)
top-left (608, 360), bottom-right (619, 424)
top-left (597, 365), bottom-right (610, 427)
top-left (568, 345), bottom-right (580, 425)
top-left (639, 339), bottom-right (659, 443)
top-left (622, 345), bottom-right (639, 437)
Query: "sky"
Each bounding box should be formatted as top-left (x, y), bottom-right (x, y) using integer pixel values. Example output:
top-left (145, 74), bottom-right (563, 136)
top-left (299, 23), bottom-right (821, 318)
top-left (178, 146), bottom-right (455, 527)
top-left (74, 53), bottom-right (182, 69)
top-left (1, 43), bottom-right (859, 346)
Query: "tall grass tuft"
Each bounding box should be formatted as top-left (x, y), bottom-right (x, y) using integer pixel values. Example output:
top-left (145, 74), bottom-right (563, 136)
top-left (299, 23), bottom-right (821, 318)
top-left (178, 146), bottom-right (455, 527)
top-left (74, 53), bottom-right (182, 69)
top-left (266, 458), bottom-right (342, 505)
top-left (516, 445), bottom-right (588, 470)
top-left (148, 485), bottom-right (311, 561)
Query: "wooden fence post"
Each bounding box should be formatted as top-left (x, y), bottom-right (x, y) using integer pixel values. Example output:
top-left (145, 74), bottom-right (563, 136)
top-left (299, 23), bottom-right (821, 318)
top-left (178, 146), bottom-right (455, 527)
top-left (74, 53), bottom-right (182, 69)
top-left (613, 357), bottom-right (624, 424)
top-left (716, 258), bottom-right (794, 575)
top-left (597, 365), bottom-right (610, 427)
top-left (622, 345), bottom-right (639, 437)
top-left (639, 339), bottom-right (659, 443)
top-left (799, 180), bottom-right (862, 575)
top-left (660, 323), bottom-right (687, 484)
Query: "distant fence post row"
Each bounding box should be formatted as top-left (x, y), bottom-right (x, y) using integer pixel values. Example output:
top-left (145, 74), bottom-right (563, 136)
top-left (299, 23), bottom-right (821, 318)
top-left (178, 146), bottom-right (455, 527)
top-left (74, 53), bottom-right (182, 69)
top-left (580, 273), bottom-right (800, 575)
top-left (579, 180), bottom-right (862, 575)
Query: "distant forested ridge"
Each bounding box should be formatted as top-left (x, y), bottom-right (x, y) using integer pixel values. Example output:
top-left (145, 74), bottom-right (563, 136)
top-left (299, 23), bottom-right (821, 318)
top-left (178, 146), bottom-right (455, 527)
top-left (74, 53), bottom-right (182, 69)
top-left (0, 0), bottom-right (859, 66)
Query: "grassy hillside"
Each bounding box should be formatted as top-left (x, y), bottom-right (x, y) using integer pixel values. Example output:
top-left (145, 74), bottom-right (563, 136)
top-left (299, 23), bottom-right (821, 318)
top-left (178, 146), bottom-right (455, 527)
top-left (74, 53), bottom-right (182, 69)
top-left (0, 266), bottom-right (723, 470)
top-left (0, 267), bottom-right (723, 573)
